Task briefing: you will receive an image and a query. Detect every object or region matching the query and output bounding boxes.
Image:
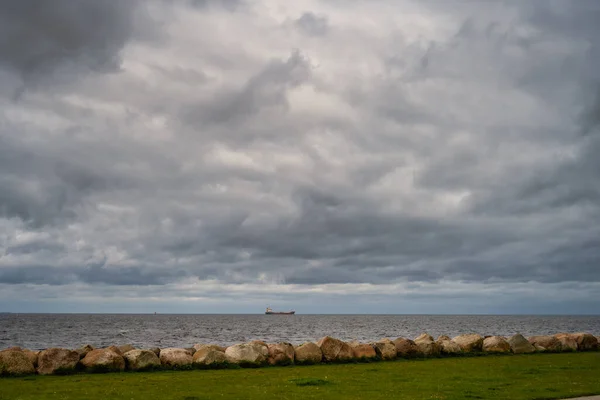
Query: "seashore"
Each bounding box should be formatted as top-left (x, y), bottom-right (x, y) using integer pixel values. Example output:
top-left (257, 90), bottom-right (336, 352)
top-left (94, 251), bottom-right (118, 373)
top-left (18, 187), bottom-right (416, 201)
top-left (0, 331), bottom-right (598, 376)
top-left (0, 352), bottom-right (599, 400)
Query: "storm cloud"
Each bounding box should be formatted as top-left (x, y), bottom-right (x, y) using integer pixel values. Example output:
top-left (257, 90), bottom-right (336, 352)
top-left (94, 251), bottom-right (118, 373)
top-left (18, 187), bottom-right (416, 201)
top-left (0, 0), bottom-right (599, 313)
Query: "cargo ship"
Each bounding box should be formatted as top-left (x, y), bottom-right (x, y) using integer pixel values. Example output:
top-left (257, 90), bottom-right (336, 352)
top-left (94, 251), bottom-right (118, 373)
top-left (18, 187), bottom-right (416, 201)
top-left (265, 307), bottom-right (295, 315)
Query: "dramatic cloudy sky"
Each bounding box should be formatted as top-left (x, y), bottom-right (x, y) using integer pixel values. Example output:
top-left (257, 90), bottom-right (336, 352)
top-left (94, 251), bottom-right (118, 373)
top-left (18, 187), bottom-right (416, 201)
top-left (1, 0), bottom-right (599, 314)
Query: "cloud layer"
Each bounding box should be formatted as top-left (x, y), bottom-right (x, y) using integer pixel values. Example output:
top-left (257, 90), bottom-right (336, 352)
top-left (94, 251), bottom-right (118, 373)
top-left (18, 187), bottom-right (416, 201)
top-left (1, 0), bottom-right (599, 313)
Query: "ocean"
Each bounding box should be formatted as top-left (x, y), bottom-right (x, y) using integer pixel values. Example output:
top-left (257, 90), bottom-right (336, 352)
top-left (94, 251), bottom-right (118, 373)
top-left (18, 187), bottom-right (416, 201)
top-left (1, 314), bottom-right (599, 351)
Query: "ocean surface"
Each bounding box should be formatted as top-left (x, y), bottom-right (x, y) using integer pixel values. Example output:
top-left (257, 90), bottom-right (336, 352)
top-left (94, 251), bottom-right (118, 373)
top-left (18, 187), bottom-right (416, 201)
top-left (1, 314), bottom-right (599, 351)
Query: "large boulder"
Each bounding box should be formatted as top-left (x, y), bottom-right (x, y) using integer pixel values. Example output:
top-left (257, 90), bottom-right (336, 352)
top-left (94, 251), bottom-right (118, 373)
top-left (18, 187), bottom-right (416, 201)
top-left (149, 347), bottom-right (161, 357)
top-left (554, 334), bottom-right (578, 352)
top-left (184, 348), bottom-right (196, 357)
top-left (393, 337), bottom-right (419, 358)
top-left (21, 349), bottom-right (39, 367)
top-left (317, 336), bottom-right (353, 362)
top-left (436, 338), bottom-right (462, 355)
top-left (0, 349), bottom-right (35, 376)
top-left (571, 333), bottom-right (598, 351)
top-left (193, 344), bottom-right (226, 352)
top-left (81, 349), bottom-right (125, 372)
top-left (294, 342), bottom-right (322, 364)
top-left (117, 344), bottom-right (135, 354)
top-left (348, 341), bottom-right (377, 360)
top-left (507, 334), bottom-right (535, 354)
top-left (482, 336), bottom-right (510, 353)
top-left (106, 345), bottom-right (124, 356)
top-left (225, 342), bottom-right (268, 366)
top-left (414, 333), bottom-right (440, 356)
top-left (37, 348), bottom-right (79, 375)
top-left (193, 346), bottom-right (227, 366)
top-left (528, 336), bottom-right (562, 352)
top-left (123, 350), bottom-right (161, 371)
top-left (267, 343), bottom-right (295, 366)
top-left (372, 340), bottom-right (397, 360)
top-left (452, 334), bottom-right (484, 352)
top-left (159, 348), bottom-right (193, 368)
top-left (75, 344), bottom-right (94, 360)
top-left (6, 348), bottom-right (39, 367)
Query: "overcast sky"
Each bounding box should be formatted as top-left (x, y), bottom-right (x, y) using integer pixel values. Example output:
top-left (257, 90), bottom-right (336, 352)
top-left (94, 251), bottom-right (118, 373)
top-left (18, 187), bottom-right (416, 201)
top-left (1, 0), bottom-right (599, 314)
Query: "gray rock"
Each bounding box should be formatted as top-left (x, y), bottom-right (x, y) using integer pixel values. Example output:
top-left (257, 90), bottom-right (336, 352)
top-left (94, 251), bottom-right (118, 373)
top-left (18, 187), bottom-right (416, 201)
top-left (507, 334), bottom-right (535, 354)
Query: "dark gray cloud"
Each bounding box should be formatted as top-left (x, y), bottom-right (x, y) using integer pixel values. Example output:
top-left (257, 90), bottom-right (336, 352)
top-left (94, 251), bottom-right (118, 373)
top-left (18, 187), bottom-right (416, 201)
top-left (295, 12), bottom-right (329, 36)
top-left (0, 0), bottom-right (139, 91)
top-left (0, 0), bottom-right (599, 312)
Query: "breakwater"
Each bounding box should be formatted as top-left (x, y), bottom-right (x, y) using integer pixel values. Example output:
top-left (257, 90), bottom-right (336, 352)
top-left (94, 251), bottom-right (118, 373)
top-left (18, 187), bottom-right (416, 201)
top-left (1, 332), bottom-right (598, 376)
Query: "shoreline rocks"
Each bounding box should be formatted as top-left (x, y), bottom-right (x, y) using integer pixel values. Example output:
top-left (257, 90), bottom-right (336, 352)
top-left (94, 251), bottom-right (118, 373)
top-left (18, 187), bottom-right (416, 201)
top-left (1, 330), bottom-right (598, 376)
top-left (123, 350), bottom-right (161, 371)
top-left (482, 336), bottom-right (510, 353)
top-left (317, 336), bottom-right (353, 363)
top-left (159, 348), bottom-right (193, 368)
top-left (225, 342), bottom-right (268, 366)
top-left (0, 349), bottom-right (35, 376)
top-left (37, 348), bottom-right (79, 375)
top-left (294, 342), bottom-right (322, 364)
top-left (527, 336), bottom-right (563, 352)
top-left (507, 334), bottom-right (536, 354)
top-left (81, 348), bottom-right (125, 373)
top-left (453, 334), bottom-right (484, 353)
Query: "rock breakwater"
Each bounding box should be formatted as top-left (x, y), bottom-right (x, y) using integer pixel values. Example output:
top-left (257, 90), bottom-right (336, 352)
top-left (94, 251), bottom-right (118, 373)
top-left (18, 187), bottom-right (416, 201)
top-left (0, 332), bottom-right (598, 376)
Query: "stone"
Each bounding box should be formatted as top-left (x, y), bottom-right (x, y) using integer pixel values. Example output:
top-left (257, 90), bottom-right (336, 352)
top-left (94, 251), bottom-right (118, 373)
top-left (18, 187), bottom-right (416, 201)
top-left (106, 345), bottom-right (124, 356)
top-left (571, 333), bottom-right (598, 351)
top-left (349, 342), bottom-right (377, 360)
top-left (117, 344), bottom-right (135, 354)
top-left (415, 333), bottom-right (435, 342)
top-left (452, 334), bottom-right (484, 352)
top-left (37, 348), bottom-right (79, 375)
top-left (225, 342), bottom-right (268, 365)
top-left (193, 347), bottom-right (227, 366)
top-left (75, 344), bottom-right (94, 360)
top-left (393, 337), bottom-right (419, 358)
top-left (317, 336), bottom-right (354, 362)
top-left (193, 344), bottom-right (226, 352)
top-left (482, 336), bottom-right (511, 353)
top-left (534, 344), bottom-right (547, 352)
top-left (149, 347), bottom-right (161, 356)
top-left (267, 343), bottom-right (295, 366)
top-left (372, 340), bottom-right (397, 360)
top-left (0, 350), bottom-right (35, 376)
top-left (554, 334), bottom-right (578, 352)
top-left (528, 336), bottom-right (562, 352)
top-left (184, 347), bottom-right (196, 356)
top-left (507, 334), bottom-right (536, 354)
top-left (21, 349), bottom-right (39, 367)
top-left (159, 348), bottom-right (193, 368)
top-left (123, 350), bottom-right (161, 371)
top-left (80, 348), bottom-right (125, 372)
top-left (414, 333), bottom-right (440, 356)
top-left (294, 342), bottom-right (322, 364)
top-left (436, 338), bottom-right (462, 355)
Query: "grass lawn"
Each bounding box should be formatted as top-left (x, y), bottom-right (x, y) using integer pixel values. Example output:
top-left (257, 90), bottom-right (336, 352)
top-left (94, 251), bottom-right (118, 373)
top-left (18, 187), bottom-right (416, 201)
top-left (1, 353), bottom-right (599, 400)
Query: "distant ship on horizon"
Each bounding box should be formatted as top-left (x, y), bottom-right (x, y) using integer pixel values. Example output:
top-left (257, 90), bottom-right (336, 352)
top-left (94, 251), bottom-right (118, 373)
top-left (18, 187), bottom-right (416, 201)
top-left (265, 307), bottom-right (295, 315)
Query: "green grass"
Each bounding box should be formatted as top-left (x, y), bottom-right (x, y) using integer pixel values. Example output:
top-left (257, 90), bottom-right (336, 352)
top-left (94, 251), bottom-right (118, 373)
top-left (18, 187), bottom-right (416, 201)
top-left (1, 353), bottom-right (599, 400)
